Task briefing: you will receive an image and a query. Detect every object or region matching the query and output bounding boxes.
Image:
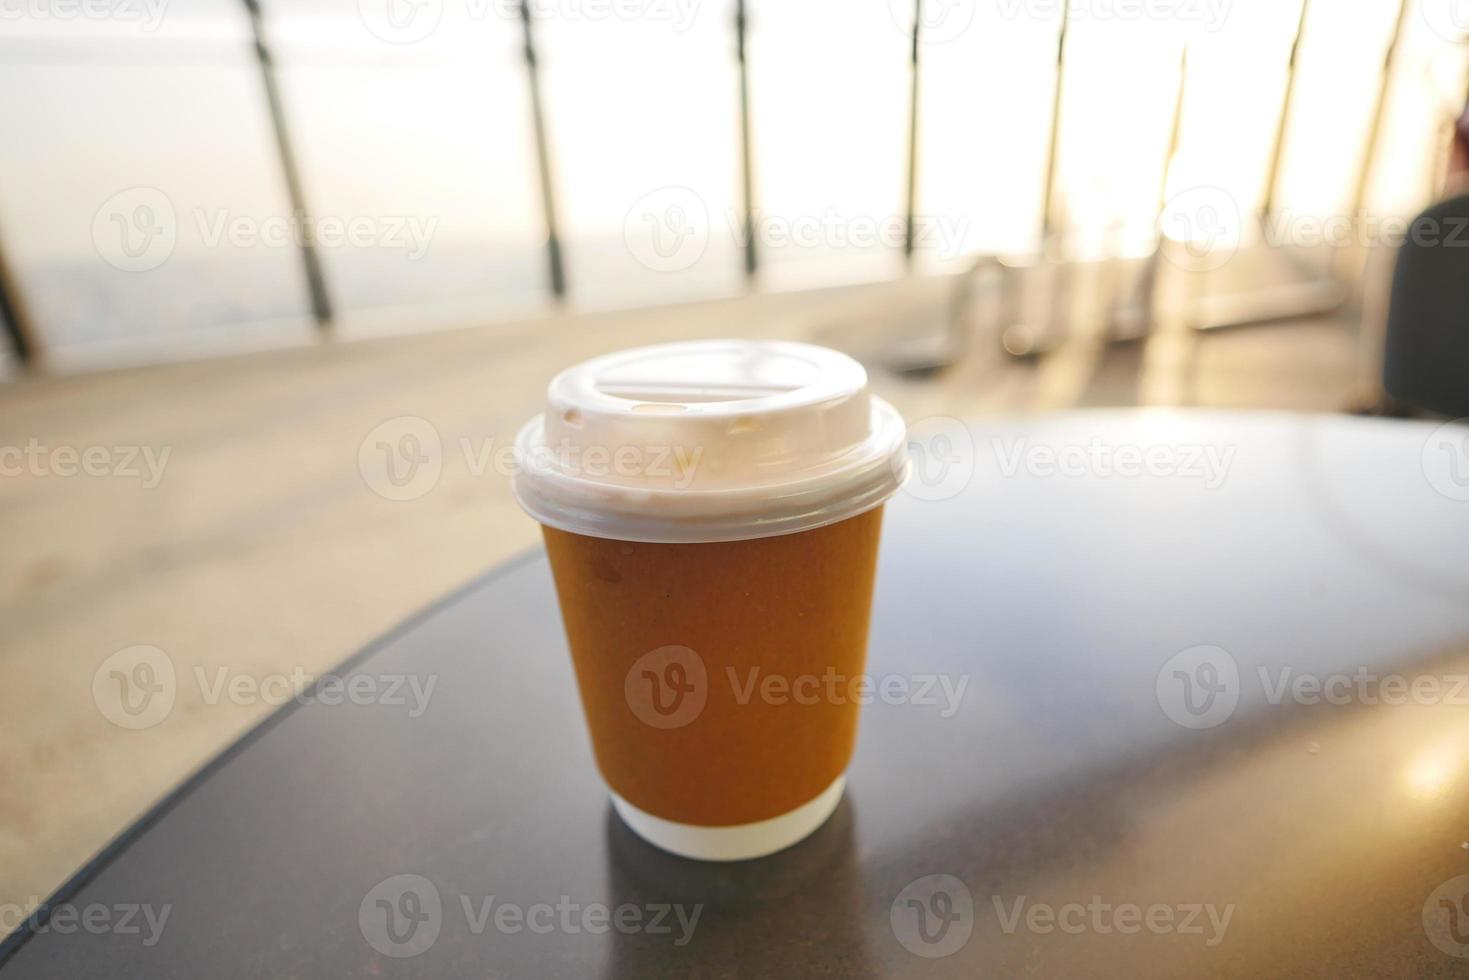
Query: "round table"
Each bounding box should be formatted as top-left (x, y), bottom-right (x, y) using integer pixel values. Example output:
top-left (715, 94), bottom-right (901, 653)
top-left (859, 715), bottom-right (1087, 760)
top-left (6, 411), bottom-right (1469, 978)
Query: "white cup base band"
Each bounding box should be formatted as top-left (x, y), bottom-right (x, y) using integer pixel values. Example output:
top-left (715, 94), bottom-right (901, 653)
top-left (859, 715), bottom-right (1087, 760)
top-left (609, 775), bottom-right (846, 862)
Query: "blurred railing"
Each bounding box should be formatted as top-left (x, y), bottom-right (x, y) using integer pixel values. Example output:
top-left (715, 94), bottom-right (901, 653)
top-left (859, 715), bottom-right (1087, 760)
top-left (0, 0), bottom-right (1463, 372)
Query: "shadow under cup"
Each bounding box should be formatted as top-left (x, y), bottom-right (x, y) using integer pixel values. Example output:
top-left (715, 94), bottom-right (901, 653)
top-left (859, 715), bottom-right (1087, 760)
top-left (542, 506), bottom-right (885, 858)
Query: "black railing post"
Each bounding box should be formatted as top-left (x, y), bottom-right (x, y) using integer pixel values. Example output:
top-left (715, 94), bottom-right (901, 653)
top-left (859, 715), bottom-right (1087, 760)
top-left (0, 228), bottom-right (37, 367)
top-left (519, 0), bottom-right (567, 300)
top-left (243, 0), bottom-right (334, 329)
top-left (902, 0), bottom-right (921, 264)
top-left (735, 0), bottom-right (757, 279)
top-left (1347, 0), bottom-right (1409, 221)
top-left (1039, 3), bottom-right (1070, 245)
top-left (1261, 0), bottom-right (1310, 219)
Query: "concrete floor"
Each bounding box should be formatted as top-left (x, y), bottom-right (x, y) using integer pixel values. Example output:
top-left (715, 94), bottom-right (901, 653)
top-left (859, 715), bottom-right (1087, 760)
top-left (0, 266), bottom-right (1375, 922)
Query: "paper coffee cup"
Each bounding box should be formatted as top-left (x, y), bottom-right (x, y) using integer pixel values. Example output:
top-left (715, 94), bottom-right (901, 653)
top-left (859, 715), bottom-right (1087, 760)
top-left (513, 340), bottom-right (908, 861)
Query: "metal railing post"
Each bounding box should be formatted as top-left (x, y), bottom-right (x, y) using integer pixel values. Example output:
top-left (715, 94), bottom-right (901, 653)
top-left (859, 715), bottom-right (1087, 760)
top-left (0, 227), bottom-right (38, 367)
top-left (902, 0), bottom-right (921, 264)
top-left (1345, 0), bottom-right (1410, 236)
top-left (1039, 4), bottom-right (1070, 247)
top-left (519, 0), bottom-right (567, 300)
top-left (1260, 0), bottom-right (1310, 219)
top-left (1189, 0), bottom-right (1348, 332)
top-left (243, 0), bottom-right (334, 329)
top-left (735, 0), bottom-right (757, 279)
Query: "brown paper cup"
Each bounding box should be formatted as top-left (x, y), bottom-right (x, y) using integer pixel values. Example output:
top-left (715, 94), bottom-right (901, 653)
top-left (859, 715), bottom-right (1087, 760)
top-left (542, 507), bottom-right (884, 855)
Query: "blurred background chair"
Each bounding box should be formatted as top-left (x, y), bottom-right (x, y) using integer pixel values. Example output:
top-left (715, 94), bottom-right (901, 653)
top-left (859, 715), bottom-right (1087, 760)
top-left (1382, 190), bottom-right (1469, 417)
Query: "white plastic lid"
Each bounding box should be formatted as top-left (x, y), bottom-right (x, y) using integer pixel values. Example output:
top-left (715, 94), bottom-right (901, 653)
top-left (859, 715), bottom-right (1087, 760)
top-left (512, 340), bottom-right (909, 543)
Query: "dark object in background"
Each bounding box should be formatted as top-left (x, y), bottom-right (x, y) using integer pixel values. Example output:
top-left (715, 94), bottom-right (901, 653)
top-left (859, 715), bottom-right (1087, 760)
top-left (1450, 104), bottom-right (1469, 180)
top-left (1382, 192), bottom-right (1469, 417)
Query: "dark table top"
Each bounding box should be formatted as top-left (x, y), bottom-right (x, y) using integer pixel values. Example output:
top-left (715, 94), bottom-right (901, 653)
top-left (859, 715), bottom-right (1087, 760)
top-left (6, 410), bottom-right (1469, 978)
